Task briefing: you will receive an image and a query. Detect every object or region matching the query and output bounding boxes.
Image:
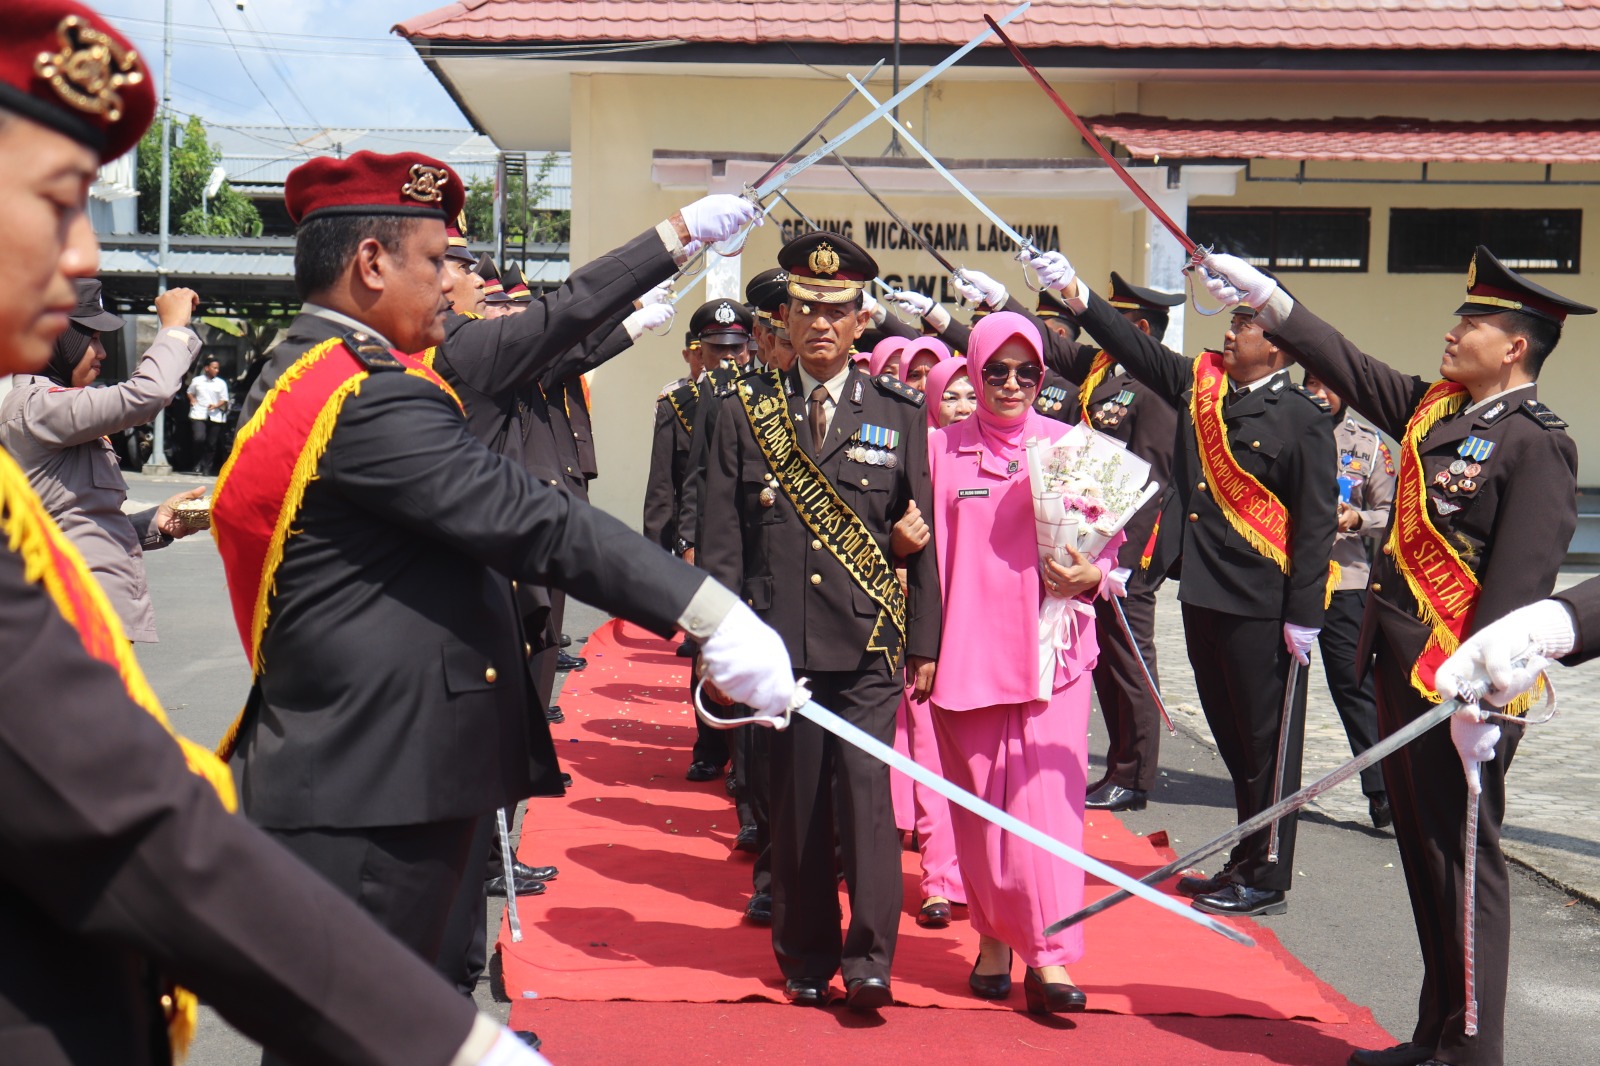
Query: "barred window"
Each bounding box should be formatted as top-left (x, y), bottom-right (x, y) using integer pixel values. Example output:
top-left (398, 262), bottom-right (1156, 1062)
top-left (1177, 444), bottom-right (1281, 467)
top-left (1388, 209), bottom-right (1580, 273)
top-left (1188, 207), bottom-right (1369, 272)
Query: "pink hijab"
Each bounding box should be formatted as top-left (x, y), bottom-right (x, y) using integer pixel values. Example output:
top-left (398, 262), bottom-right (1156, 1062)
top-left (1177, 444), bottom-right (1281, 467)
top-left (867, 335), bottom-right (910, 377)
top-left (923, 357), bottom-right (969, 429)
top-left (897, 336), bottom-right (951, 383)
top-left (966, 310), bottom-right (1048, 475)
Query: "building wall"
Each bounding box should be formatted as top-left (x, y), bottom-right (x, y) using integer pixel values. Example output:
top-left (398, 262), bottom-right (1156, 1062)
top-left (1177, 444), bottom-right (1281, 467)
top-left (562, 69), bottom-right (1600, 527)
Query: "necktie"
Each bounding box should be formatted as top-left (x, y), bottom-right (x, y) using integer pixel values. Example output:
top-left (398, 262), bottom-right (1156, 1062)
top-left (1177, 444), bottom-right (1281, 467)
top-left (808, 384), bottom-right (829, 454)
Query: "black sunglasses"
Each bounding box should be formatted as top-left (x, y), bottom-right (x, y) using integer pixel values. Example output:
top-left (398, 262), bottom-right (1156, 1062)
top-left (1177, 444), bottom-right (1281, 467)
top-left (980, 362), bottom-right (1043, 389)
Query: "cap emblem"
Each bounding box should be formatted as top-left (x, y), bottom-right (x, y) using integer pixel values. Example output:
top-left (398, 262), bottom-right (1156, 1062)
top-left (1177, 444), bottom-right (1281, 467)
top-left (1466, 251), bottom-right (1477, 289)
top-left (714, 302), bottom-right (737, 325)
top-left (34, 15), bottom-right (144, 122)
top-left (402, 164), bottom-right (449, 205)
top-left (809, 242), bottom-right (841, 277)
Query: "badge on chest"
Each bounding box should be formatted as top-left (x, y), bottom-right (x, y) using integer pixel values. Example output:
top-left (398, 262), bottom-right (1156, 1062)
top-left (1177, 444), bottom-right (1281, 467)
top-left (1036, 385), bottom-right (1069, 414)
top-left (1092, 391), bottom-right (1135, 428)
top-left (1435, 436), bottom-right (1493, 498)
top-left (847, 423), bottom-right (901, 468)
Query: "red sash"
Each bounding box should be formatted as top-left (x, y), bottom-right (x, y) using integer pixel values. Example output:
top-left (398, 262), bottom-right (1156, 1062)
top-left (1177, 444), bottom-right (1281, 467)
top-left (0, 445), bottom-right (235, 1053)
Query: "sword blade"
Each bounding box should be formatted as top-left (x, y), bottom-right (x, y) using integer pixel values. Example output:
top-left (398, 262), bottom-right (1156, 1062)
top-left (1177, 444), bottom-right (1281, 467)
top-left (792, 697), bottom-right (1255, 948)
top-left (1267, 656), bottom-right (1302, 863)
top-left (495, 808), bottom-right (523, 943)
top-left (983, 14), bottom-right (1198, 258)
top-left (773, 190), bottom-right (901, 296)
top-left (846, 75), bottom-right (1037, 256)
top-left (827, 147), bottom-right (962, 277)
top-left (751, 59), bottom-right (886, 192)
top-left (1044, 694), bottom-right (1466, 937)
top-left (1112, 595), bottom-right (1176, 736)
top-left (754, 2), bottom-right (1031, 198)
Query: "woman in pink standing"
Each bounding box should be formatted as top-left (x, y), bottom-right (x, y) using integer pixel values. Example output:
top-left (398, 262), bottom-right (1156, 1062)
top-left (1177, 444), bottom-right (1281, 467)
top-left (867, 334), bottom-right (910, 378)
top-left (926, 311), bottom-right (1123, 1014)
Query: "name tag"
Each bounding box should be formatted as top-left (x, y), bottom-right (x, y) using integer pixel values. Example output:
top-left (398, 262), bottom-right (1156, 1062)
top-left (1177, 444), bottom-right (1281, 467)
top-left (957, 488), bottom-right (989, 498)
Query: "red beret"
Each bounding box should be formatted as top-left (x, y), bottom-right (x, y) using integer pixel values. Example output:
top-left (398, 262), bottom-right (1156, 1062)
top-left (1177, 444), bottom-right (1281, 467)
top-left (0, 1), bottom-right (155, 163)
top-left (284, 150), bottom-right (465, 226)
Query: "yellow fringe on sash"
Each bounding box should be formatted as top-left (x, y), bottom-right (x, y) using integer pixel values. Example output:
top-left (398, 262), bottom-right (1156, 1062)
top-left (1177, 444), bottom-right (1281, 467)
top-left (0, 448), bottom-right (234, 1058)
top-left (1076, 350), bottom-right (1115, 421)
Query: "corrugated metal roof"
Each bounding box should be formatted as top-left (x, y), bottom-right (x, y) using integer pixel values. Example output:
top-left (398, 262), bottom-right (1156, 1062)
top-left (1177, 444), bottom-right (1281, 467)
top-left (396, 0), bottom-right (1600, 53)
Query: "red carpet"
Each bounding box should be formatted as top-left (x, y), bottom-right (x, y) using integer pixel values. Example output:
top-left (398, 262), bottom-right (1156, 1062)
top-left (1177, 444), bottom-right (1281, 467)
top-left (499, 620), bottom-right (1395, 1062)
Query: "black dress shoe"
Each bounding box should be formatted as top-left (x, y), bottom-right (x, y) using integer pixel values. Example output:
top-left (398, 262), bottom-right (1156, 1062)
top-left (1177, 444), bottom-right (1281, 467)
top-left (512, 1030), bottom-right (541, 1051)
top-left (845, 976), bottom-right (893, 1011)
top-left (1023, 968), bottom-right (1086, 1014)
top-left (485, 875), bottom-right (547, 897)
top-left (967, 948), bottom-right (1012, 999)
top-left (1175, 863), bottom-right (1236, 899)
top-left (556, 652), bottom-right (587, 672)
top-left (744, 892), bottom-right (773, 925)
top-left (734, 824), bottom-right (760, 853)
top-left (675, 639), bottom-right (697, 658)
top-left (1084, 781), bottom-right (1148, 812)
top-left (917, 900), bottom-right (952, 928)
top-left (1368, 791), bottom-right (1394, 830)
top-left (545, 705), bottom-right (565, 724)
top-left (510, 861), bottom-right (557, 882)
top-left (685, 760), bottom-right (722, 782)
top-left (560, 772), bottom-right (572, 789)
top-left (724, 769), bottom-right (738, 797)
top-left (1084, 775), bottom-right (1110, 798)
top-left (783, 977), bottom-right (830, 1006)
top-left (1347, 1042), bottom-right (1434, 1066)
top-left (559, 633), bottom-right (572, 648)
top-left (1192, 883), bottom-right (1287, 917)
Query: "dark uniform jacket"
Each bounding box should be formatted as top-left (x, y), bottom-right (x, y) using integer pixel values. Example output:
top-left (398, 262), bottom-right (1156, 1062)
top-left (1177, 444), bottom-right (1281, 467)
top-left (1269, 301), bottom-right (1578, 666)
top-left (643, 379), bottom-right (694, 550)
top-left (233, 313), bottom-right (705, 830)
top-left (1555, 576), bottom-right (1600, 665)
top-left (700, 365), bottom-right (941, 671)
top-left (1077, 288), bottom-right (1337, 627)
top-left (672, 362), bottom-right (744, 552)
top-left (0, 529), bottom-right (481, 1066)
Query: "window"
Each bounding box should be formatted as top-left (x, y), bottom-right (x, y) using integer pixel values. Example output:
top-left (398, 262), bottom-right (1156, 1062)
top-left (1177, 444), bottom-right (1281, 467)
top-left (1188, 208), bottom-right (1370, 272)
top-left (1388, 209), bottom-right (1580, 273)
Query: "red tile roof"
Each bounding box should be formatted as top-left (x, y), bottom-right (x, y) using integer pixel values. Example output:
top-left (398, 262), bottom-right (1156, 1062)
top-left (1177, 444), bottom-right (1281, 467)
top-left (1087, 115), bottom-right (1600, 164)
top-left (397, 1), bottom-right (1600, 53)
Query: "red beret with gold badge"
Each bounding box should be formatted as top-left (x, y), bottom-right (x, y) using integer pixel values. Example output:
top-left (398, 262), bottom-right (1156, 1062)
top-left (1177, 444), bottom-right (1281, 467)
top-left (0, 1), bottom-right (155, 163)
top-left (284, 150), bottom-right (465, 226)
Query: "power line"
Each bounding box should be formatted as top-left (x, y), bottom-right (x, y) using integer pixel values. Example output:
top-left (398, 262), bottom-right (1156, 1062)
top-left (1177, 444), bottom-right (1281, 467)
top-left (202, 0), bottom-right (300, 137)
top-left (236, 2), bottom-right (324, 129)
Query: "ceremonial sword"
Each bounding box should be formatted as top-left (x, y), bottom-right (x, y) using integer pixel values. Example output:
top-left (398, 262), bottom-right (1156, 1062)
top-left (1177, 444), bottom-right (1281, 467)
top-left (496, 808), bottom-right (523, 943)
top-left (770, 189), bottom-right (904, 299)
top-left (747, 59), bottom-right (885, 194)
top-left (1110, 596), bottom-right (1177, 737)
top-left (1043, 667), bottom-right (1555, 936)
top-left (1267, 656), bottom-right (1303, 864)
top-left (697, 683), bottom-right (1256, 948)
top-left (824, 145), bottom-right (971, 292)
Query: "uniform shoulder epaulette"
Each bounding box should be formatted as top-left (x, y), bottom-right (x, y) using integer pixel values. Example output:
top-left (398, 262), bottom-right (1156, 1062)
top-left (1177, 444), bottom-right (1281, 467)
top-left (1521, 398), bottom-right (1568, 430)
top-left (461, 311), bottom-right (484, 320)
top-left (341, 329), bottom-right (404, 372)
top-left (1289, 382), bottom-right (1332, 412)
top-left (874, 373), bottom-right (925, 406)
top-left (659, 377), bottom-right (689, 399)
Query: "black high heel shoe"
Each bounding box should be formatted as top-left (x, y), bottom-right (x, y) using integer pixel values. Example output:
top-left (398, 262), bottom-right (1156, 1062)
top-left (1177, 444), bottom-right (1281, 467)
top-left (1024, 967), bottom-right (1086, 1014)
top-left (968, 948), bottom-right (1013, 1000)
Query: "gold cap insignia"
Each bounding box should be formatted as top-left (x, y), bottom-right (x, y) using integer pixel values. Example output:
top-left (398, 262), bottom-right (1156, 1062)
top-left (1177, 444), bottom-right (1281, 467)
top-left (809, 242), bottom-right (841, 276)
top-left (402, 164), bottom-right (449, 205)
top-left (1466, 251), bottom-right (1477, 289)
top-left (34, 15), bottom-right (144, 122)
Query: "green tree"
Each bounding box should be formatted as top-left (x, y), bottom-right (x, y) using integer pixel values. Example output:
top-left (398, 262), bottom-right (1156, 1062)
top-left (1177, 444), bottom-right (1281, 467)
top-left (137, 114), bottom-right (263, 238)
top-left (463, 151), bottom-right (570, 246)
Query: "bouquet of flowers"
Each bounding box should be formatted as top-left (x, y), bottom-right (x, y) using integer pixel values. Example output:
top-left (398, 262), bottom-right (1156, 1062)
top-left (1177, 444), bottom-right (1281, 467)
top-left (1025, 423), bottom-right (1161, 698)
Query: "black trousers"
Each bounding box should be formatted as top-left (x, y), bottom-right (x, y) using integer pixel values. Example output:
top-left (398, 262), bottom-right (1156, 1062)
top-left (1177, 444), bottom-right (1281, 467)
top-left (770, 666), bottom-right (902, 984)
top-left (1181, 603), bottom-right (1308, 892)
top-left (733, 722), bottom-right (773, 896)
top-left (436, 813), bottom-right (496, 996)
top-left (1091, 586), bottom-right (1164, 791)
top-left (689, 652), bottom-right (730, 769)
top-left (1372, 639), bottom-right (1520, 1066)
top-left (259, 818), bottom-right (478, 1066)
top-left (1317, 589), bottom-right (1385, 796)
top-left (190, 419), bottom-right (224, 475)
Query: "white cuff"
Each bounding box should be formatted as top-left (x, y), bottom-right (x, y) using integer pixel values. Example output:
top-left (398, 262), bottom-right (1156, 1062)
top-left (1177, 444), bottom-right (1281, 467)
top-left (926, 303), bottom-right (952, 333)
top-left (678, 577), bottom-right (739, 640)
top-left (1255, 287), bottom-right (1296, 332)
top-left (449, 1014), bottom-right (503, 1066)
top-left (1065, 279), bottom-right (1090, 316)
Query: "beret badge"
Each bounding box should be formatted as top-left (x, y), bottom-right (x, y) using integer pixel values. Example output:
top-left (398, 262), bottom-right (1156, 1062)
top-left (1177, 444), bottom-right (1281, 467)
top-left (402, 163), bottom-right (449, 205)
top-left (34, 15), bottom-right (144, 122)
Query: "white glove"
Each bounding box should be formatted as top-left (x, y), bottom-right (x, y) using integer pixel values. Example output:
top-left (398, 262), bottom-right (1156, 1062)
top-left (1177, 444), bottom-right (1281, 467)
top-left (1105, 567), bottom-right (1131, 599)
top-left (475, 1026), bottom-right (552, 1066)
top-left (698, 600), bottom-right (796, 719)
top-left (638, 279), bottom-right (674, 307)
top-left (1435, 599), bottom-right (1572, 707)
top-left (624, 303), bottom-right (675, 341)
top-left (1023, 249), bottom-right (1076, 293)
top-left (862, 289), bottom-right (886, 326)
top-left (1283, 622), bottom-right (1318, 665)
top-left (884, 289), bottom-right (933, 319)
top-left (1201, 252), bottom-right (1277, 310)
top-left (953, 269), bottom-right (1007, 310)
top-left (1450, 703), bottom-right (1502, 796)
top-left (678, 194), bottom-right (762, 244)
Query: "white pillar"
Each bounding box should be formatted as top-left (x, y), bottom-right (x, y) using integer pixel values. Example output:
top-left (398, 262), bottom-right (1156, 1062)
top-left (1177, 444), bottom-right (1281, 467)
top-left (1142, 172), bottom-right (1190, 354)
top-left (705, 170), bottom-right (746, 304)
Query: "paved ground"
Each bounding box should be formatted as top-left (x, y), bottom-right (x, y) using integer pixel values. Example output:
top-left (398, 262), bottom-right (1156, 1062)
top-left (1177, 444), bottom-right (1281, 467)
top-left (121, 472), bottom-right (1600, 1063)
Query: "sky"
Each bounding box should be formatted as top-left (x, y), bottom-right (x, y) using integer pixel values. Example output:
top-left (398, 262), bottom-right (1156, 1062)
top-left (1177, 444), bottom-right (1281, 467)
top-left (100, 0), bottom-right (471, 132)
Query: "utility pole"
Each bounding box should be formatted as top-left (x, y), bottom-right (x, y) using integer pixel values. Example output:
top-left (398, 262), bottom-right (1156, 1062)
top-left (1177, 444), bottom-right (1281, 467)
top-left (148, 0), bottom-right (175, 473)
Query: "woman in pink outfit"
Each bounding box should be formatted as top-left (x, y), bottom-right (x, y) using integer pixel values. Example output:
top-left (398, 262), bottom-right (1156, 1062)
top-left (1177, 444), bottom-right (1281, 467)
top-left (926, 312), bottom-right (1123, 1014)
top-left (887, 343), bottom-right (966, 927)
top-left (867, 334), bottom-right (910, 378)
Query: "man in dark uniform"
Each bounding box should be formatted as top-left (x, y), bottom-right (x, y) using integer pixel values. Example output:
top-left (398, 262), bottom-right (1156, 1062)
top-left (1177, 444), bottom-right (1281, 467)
top-left (0, 5), bottom-right (555, 1062)
top-left (218, 153), bottom-right (790, 1060)
top-left (643, 330), bottom-right (705, 553)
top-left (699, 232), bottom-right (941, 1010)
top-left (1030, 248), bottom-right (1337, 917)
top-left (1204, 247), bottom-right (1589, 1066)
top-left (1032, 288), bottom-right (1083, 424)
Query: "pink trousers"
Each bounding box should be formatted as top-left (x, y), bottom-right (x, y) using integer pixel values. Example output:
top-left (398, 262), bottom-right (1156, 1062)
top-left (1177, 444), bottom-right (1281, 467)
top-left (892, 691), bottom-right (965, 903)
top-left (931, 671), bottom-right (1092, 968)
